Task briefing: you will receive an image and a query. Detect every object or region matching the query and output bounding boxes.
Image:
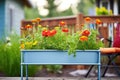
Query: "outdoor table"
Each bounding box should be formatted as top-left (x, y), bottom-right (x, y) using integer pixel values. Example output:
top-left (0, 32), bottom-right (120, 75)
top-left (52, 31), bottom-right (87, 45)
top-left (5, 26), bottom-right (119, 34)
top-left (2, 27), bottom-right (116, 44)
top-left (21, 50), bottom-right (101, 80)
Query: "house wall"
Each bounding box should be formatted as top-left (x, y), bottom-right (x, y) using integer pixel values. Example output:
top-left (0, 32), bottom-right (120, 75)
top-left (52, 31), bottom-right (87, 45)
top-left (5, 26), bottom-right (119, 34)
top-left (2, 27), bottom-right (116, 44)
top-left (5, 0), bottom-right (24, 36)
top-left (0, 0), bottom-right (5, 39)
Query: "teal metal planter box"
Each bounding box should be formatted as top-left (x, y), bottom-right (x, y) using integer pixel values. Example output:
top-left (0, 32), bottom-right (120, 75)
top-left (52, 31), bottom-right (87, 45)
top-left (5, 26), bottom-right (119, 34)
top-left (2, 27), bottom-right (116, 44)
top-left (21, 50), bottom-right (101, 80)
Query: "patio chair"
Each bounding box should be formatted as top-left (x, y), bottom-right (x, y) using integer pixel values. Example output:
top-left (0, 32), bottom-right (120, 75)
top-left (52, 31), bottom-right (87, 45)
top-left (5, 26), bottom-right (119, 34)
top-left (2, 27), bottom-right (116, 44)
top-left (85, 23), bottom-right (120, 77)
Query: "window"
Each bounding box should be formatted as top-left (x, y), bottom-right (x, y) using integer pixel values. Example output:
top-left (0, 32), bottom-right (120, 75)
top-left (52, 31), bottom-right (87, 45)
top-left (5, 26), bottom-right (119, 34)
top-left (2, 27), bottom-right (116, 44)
top-left (9, 8), bottom-right (13, 32)
top-left (102, 1), bottom-right (108, 9)
top-left (9, 4), bottom-right (14, 33)
top-left (100, 0), bottom-right (110, 10)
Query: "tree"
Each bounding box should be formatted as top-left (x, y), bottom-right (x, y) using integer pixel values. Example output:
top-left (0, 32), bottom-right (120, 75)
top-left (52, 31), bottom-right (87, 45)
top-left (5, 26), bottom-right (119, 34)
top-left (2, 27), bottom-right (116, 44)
top-left (44, 0), bottom-right (58, 17)
top-left (24, 0), bottom-right (74, 19)
top-left (45, 0), bottom-right (73, 17)
top-left (77, 0), bottom-right (95, 15)
top-left (24, 6), bottom-right (40, 19)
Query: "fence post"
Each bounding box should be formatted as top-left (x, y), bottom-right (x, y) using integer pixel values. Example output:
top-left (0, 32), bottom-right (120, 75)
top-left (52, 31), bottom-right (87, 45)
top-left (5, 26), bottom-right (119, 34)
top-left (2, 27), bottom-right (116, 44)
top-left (77, 13), bottom-right (84, 25)
top-left (20, 20), bottom-right (24, 38)
top-left (75, 13), bottom-right (84, 32)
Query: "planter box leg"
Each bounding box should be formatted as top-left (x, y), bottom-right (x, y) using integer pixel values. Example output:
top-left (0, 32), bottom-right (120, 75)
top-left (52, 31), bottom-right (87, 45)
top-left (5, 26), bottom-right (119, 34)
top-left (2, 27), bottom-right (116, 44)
top-left (21, 64), bottom-right (23, 80)
top-left (26, 65), bottom-right (28, 80)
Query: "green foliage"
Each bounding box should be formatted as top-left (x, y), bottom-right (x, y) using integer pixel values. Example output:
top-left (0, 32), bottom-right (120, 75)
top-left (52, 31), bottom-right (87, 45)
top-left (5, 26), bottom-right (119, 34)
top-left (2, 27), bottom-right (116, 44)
top-left (0, 34), bottom-right (38, 76)
top-left (45, 0), bottom-right (73, 17)
top-left (96, 7), bottom-right (113, 15)
top-left (24, 0), bottom-right (73, 19)
top-left (24, 6), bottom-right (44, 19)
top-left (77, 0), bottom-right (95, 15)
top-left (68, 29), bottom-right (104, 56)
top-left (45, 0), bottom-right (58, 17)
top-left (21, 20), bottom-right (104, 55)
top-left (57, 7), bottom-right (73, 17)
top-left (22, 27), bottom-right (69, 50)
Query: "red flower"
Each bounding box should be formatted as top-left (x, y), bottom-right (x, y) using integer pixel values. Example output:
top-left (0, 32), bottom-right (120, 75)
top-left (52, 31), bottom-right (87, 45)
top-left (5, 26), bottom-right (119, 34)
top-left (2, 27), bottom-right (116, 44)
top-left (42, 30), bottom-right (50, 37)
top-left (62, 28), bottom-right (69, 32)
top-left (82, 30), bottom-right (90, 36)
top-left (49, 29), bottom-right (57, 36)
top-left (60, 21), bottom-right (66, 26)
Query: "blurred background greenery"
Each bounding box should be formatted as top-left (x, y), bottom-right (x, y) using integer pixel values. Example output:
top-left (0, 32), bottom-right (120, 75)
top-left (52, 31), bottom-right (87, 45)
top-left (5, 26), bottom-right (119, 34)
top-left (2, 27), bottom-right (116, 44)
top-left (25, 0), bottom-right (95, 19)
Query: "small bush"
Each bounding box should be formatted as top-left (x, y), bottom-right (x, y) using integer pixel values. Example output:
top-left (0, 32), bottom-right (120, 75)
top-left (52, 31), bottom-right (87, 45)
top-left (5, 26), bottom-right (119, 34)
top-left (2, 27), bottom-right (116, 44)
top-left (0, 34), bottom-right (38, 76)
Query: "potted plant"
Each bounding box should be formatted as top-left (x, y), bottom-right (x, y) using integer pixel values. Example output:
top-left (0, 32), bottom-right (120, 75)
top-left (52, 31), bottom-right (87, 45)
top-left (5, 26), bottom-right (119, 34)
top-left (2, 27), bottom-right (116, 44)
top-left (20, 17), bottom-right (104, 80)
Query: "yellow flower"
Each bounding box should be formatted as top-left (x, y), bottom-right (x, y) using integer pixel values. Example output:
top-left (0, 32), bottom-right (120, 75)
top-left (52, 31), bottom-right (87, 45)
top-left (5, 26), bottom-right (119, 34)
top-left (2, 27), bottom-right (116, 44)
top-left (25, 42), bottom-right (32, 45)
top-left (33, 41), bottom-right (38, 46)
top-left (38, 25), bottom-right (42, 28)
top-left (42, 27), bottom-right (47, 31)
top-left (101, 7), bottom-right (106, 12)
top-left (55, 26), bottom-right (60, 30)
top-left (20, 44), bottom-right (25, 49)
top-left (109, 10), bottom-right (113, 15)
top-left (79, 36), bottom-right (88, 41)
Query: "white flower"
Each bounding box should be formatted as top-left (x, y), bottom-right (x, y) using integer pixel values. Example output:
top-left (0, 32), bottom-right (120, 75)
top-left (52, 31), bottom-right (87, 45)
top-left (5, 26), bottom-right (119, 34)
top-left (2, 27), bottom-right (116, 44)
top-left (6, 42), bottom-right (12, 46)
top-left (6, 37), bottom-right (11, 41)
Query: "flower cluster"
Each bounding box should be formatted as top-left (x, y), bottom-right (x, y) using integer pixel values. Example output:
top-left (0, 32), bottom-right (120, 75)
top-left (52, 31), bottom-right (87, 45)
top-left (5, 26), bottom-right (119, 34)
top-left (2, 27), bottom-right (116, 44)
top-left (96, 7), bottom-right (113, 15)
top-left (21, 17), bottom-right (104, 56)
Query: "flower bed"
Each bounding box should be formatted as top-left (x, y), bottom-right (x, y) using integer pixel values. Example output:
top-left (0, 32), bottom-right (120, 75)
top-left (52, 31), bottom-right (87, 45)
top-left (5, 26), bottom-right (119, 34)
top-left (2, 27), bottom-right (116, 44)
top-left (21, 17), bottom-right (104, 56)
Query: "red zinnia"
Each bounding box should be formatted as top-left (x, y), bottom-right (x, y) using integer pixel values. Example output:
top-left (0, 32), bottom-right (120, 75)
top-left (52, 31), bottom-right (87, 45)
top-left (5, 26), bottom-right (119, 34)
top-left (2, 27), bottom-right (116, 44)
top-left (60, 21), bottom-right (66, 26)
top-left (49, 29), bottom-right (57, 36)
top-left (82, 30), bottom-right (90, 36)
top-left (62, 28), bottom-right (69, 32)
top-left (42, 30), bottom-right (50, 37)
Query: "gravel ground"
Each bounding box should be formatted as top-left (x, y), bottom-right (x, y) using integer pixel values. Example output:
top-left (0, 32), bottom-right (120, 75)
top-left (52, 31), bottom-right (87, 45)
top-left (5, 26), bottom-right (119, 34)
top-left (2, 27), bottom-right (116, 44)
top-left (0, 66), bottom-right (120, 80)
